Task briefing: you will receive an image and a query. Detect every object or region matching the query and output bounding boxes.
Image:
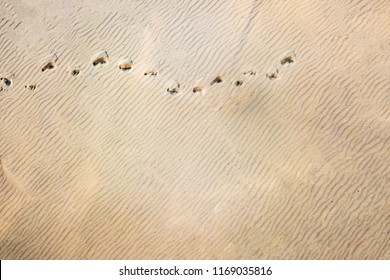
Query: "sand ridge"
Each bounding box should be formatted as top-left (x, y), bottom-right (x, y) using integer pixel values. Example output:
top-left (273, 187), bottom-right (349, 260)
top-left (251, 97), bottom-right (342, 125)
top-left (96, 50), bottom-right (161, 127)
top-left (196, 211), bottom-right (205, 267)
top-left (0, 0), bottom-right (390, 259)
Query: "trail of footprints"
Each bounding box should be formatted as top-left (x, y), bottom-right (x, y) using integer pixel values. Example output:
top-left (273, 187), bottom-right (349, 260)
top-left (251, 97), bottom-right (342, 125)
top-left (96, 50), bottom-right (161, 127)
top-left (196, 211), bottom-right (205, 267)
top-left (0, 51), bottom-right (296, 94)
top-left (266, 51), bottom-right (296, 80)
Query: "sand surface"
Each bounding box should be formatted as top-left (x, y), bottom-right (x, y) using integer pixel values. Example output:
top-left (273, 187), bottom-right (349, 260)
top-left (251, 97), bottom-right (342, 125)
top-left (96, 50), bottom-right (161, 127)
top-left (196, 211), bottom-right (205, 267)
top-left (0, 0), bottom-right (389, 259)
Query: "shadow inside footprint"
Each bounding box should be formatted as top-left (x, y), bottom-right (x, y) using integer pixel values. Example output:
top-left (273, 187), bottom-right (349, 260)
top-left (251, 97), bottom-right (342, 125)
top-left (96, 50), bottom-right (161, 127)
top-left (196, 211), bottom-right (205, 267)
top-left (243, 71), bottom-right (257, 76)
top-left (118, 60), bottom-right (134, 71)
top-left (168, 87), bottom-right (180, 95)
top-left (0, 77), bottom-right (12, 87)
top-left (193, 86), bottom-right (206, 93)
top-left (281, 56), bottom-right (295, 65)
top-left (167, 84), bottom-right (180, 95)
top-left (0, 76), bottom-right (13, 91)
top-left (93, 57), bottom-right (108, 66)
top-left (70, 69), bottom-right (80, 76)
top-left (25, 83), bottom-right (37, 90)
top-left (41, 61), bottom-right (56, 72)
top-left (4, 78), bottom-right (12, 86)
top-left (266, 70), bottom-right (279, 80)
top-left (210, 76), bottom-right (224, 85)
top-left (281, 51), bottom-right (296, 66)
top-left (92, 51), bottom-right (109, 66)
top-left (167, 87), bottom-right (180, 95)
top-left (144, 70), bottom-right (159, 77)
top-left (235, 80), bottom-right (243, 87)
top-left (167, 80), bottom-right (181, 95)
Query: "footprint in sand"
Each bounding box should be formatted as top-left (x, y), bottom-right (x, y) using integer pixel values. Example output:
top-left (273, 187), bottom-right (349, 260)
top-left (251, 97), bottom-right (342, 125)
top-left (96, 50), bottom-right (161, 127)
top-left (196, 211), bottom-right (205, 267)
top-left (167, 82), bottom-right (181, 95)
top-left (243, 70), bottom-right (257, 76)
top-left (41, 61), bottom-right (56, 72)
top-left (235, 80), bottom-right (244, 87)
top-left (70, 69), bottom-right (80, 76)
top-left (41, 54), bottom-right (58, 72)
top-left (67, 63), bottom-right (82, 76)
top-left (192, 86), bottom-right (206, 94)
top-left (1, 77), bottom-right (13, 87)
top-left (25, 83), bottom-right (37, 90)
top-left (210, 76), bottom-right (224, 85)
top-left (266, 67), bottom-right (279, 80)
top-left (92, 51), bottom-right (109, 66)
top-left (118, 59), bottom-right (134, 71)
top-left (280, 51), bottom-right (296, 66)
top-left (0, 73), bottom-right (14, 91)
top-left (144, 70), bottom-right (159, 77)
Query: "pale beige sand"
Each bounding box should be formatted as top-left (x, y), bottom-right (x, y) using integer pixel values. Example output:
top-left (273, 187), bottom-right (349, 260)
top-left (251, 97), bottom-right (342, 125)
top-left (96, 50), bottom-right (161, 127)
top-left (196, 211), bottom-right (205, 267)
top-left (0, 0), bottom-right (389, 259)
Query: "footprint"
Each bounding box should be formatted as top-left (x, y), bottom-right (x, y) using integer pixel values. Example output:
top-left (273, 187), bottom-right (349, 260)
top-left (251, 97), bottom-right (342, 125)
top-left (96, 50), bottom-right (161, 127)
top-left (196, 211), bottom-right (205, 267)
top-left (167, 87), bottom-right (180, 95)
top-left (144, 70), bottom-right (159, 77)
top-left (167, 82), bottom-right (181, 95)
top-left (118, 59), bottom-right (134, 71)
top-left (92, 51), bottom-right (109, 66)
top-left (69, 69), bottom-right (80, 76)
top-left (67, 64), bottom-right (81, 76)
top-left (0, 77), bottom-right (12, 87)
top-left (41, 61), bottom-right (56, 72)
top-left (243, 70), bottom-right (257, 76)
top-left (41, 54), bottom-right (58, 72)
top-left (25, 83), bottom-right (37, 90)
top-left (210, 76), bottom-right (224, 85)
top-left (0, 74), bottom-right (14, 91)
top-left (281, 51), bottom-right (296, 65)
top-left (192, 86), bottom-right (206, 94)
top-left (266, 68), bottom-right (279, 80)
top-left (235, 80), bottom-right (243, 87)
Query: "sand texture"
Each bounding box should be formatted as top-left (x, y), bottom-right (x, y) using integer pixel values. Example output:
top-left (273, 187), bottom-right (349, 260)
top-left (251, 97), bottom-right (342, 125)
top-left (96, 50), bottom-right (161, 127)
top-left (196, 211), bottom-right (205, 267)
top-left (0, 0), bottom-right (390, 259)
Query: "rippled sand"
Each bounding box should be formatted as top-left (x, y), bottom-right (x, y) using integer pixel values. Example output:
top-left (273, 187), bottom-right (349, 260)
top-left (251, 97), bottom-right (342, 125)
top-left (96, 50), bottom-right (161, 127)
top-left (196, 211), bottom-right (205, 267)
top-left (0, 0), bottom-right (389, 259)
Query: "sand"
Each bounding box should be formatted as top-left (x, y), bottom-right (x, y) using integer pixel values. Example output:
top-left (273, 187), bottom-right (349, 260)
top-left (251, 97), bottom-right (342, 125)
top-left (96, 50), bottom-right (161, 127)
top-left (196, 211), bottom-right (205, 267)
top-left (0, 0), bottom-right (389, 259)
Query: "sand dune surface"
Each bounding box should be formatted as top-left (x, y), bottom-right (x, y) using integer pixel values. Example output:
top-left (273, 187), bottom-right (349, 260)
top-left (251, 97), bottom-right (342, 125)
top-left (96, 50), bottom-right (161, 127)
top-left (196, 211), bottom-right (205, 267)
top-left (0, 0), bottom-right (390, 259)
